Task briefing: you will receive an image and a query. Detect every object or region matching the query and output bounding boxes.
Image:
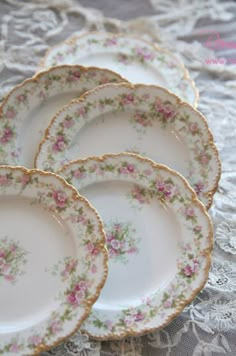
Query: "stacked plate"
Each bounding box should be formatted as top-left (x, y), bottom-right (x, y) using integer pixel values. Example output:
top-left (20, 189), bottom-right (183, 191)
top-left (0, 32), bottom-right (220, 355)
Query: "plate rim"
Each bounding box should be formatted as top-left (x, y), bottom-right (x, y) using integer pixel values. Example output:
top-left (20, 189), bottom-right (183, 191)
top-left (38, 31), bottom-right (199, 107)
top-left (58, 152), bottom-right (213, 340)
top-left (0, 64), bottom-right (128, 166)
top-left (0, 165), bottom-right (108, 354)
top-left (35, 82), bottom-right (221, 209)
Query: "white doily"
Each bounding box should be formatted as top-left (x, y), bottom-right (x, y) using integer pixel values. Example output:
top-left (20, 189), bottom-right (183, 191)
top-left (1, 0), bottom-right (236, 355)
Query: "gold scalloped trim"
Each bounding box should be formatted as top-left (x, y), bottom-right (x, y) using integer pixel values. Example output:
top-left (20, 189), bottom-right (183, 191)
top-left (35, 82), bottom-right (221, 210)
top-left (0, 165), bottom-right (108, 355)
top-left (57, 152), bottom-right (213, 340)
top-left (38, 31), bottom-right (199, 108)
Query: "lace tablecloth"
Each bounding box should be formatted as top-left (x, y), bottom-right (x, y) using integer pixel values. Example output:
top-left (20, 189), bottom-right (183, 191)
top-left (1, 0), bottom-right (236, 355)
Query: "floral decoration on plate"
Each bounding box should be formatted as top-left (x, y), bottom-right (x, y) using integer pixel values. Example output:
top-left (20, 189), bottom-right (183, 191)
top-left (58, 153), bottom-right (213, 339)
top-left (0, 166), bottom-right (107, 355)
top-left (36, 83), bottom-right (221, 209)
top-left (39, 32), bottom-right (198, 106)
top-left (0, 236), bottom-right (28, 284)
top-left (105, 220), bottom-right (140, 263)
top-left (0, 65), bottom-right (126, 167)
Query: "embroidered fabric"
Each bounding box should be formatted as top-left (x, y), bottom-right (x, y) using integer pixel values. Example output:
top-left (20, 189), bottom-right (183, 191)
top-left (0, 0), bottom-right (235, 355)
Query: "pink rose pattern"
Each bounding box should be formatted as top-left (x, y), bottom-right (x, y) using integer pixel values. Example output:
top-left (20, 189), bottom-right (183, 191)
top-left (130, 185), bottom-right (151, 204)
top-left (0, 169), bottom-right (105, 354)
top-left (62, 157), bottom-right (208, 334)
top-left (0, 67), bottom-right (123, 165)
top-left (91, 302), bottom-right (158, 333)
top-left (0, 126), bottom-right (15, 144)
top-left (89, 241), bottom-right (202, 333)
top-left (177, 243), bottom-right (201, 280)
top-left (105, 221), bottom-right (140, 263)
top-left (130, 99), bottom-right (177, 132)
top-left (52, 190), bottom-right (68, 208)
top-left (129, 178), bottom-right (177, 206)
top-left (48, 256), bottom-right (91, 308)
top-left (116, 46), bottom-right (155, 65)
top-left (1, 314), bottom-right (65, 353)
top-left (43, 91), bottom-right (212, 203)
top-left (65, 278), bottom-right (90, 307)
top-left (0, 236), bottom-right (28, 284)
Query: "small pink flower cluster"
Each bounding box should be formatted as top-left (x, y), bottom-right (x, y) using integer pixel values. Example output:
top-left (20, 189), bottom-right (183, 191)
top-left (163, 299), bottom-right (173, 308)
top-left (0, 127), bottom-right (14, 144)
top-left (104, 319), bottom-right (113, 330)
top-left (197, 152), bottom-right (210, 165)
top-left (194, 182), bottom-right (204, 195)
top-left (183, 258), bottom-right (199, 277)
top-left (52, 190), bottom-right (68, 208)
top-left (38, 90), bottom-right (46, 100)
top-left (73, 168), bottom-right (85, 179)
top-left (189, 122), bottom-right (200, 134)
top-left (124, 310), bottom-right (145, 326)
top-left (117, 53), bottom-right (129, 65)
top-left (133, 112), bottom-right (152, 127)
top-left (66, 280), bottom-right (89, 306)
top-left (122, 93), bottom-right (134, 105)
top-left (52, 135), bottom-right (66, 152)
top-left (0, 238), bottom-right (27, 284)
top-left (48, 319), bottom-right (62, 334)
top-left (61, 259), bottom-right (77, 280)
top-left (0, 175), bottom-right (10, 185)
top-left (106, 222), bottom-right (137, 260)
top-left (9, 343), bottom-right (21, 353)
top-left (16, 94), bottom-right (27, 103)
top-left (62, 116), bottom-right (74, 128)
top-left (185, 207), bottom-right (196, 219)
top-left (86, 71), bottom-right (97, 79)
top-left (155, 100), bottom-right (176, 121)
top-left (131, 185), bottom-right (149, 204)
top-left (28, 335), bottom-right (42, 346)
top-left (155, 180), bottom-right (172, 199)
top-left (99, 76), bottom-right (112, 84)
top-left (55, 54), bottom-right (64, 62)
top-left (89, 163), bottom-right (104, 176)
top-left (20, 175), bottom-right (30, 186)
top-left (106, 229), bottom-right (124, 258)
top-left (86, 242), bottom-right (100, 256)
top-left (0, 244), bottom-right (18, 282)
top-left (5, 108), bottom-right (16, 119)
top-left (91, 263), bottom-right (97, 274)
top-left (119, 163), bottom-right (135, 174)
top-left (66, 71), bottom-right (81, 82)
top-left (66, 45), bottom-right (77, 55)
top-left (105, 37), bottom-right (117, 46)
top-left (0, 259), bottom-right (12, 281)
top-left (77, 212), bottom-right (89, 225)
top-left (194, 225), bottom-right (202, 233)
top-left (77, 106), bottom-right (86, 117)
top-left (135, 47), bottom-right (155, 61)
top-left (43, 79), bottom-right (52, 88)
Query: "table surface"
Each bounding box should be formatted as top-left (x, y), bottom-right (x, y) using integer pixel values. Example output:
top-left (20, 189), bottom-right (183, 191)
top-left (1, 0), bottom-right (236, 355)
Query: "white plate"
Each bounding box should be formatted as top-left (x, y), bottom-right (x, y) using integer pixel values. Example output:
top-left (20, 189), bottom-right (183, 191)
top-left (0, 166), bottom-right (107, 355)
top-left (58, 153), bottom-right (213, 339)
top-left (39, 32), bottom-right (198, 106)
top-left (0, 65), bottom-right (126, 167)
top-left (35, 83), bottom-right (221, 209)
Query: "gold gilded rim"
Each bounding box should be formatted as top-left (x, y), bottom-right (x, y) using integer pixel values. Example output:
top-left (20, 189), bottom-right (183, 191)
top-left (39, 31), bottom-right (199, 108)
top-left (0, 63), bottom-right (128, 118)
top-left (0, 165), bottom-right (108, 355)
top-left (58, 152), bottom-right (213, 340)
top-left (35, 82), bottom-right (221, 210)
